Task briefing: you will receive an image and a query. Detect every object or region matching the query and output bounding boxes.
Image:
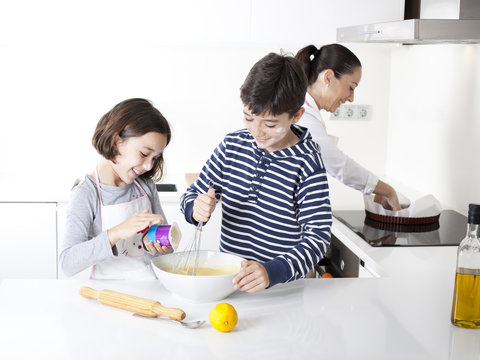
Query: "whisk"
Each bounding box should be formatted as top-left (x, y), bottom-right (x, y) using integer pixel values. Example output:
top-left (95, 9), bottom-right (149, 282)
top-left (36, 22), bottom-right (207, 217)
top-left (172, 221), bottom-right (204, 275)
top-left (173, 183), bottom-right (213, 275)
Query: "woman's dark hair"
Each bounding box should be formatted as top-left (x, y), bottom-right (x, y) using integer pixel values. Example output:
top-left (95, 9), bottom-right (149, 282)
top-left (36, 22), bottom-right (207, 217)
top-left (240, 52), bottom-right (307, 117)
top-left (295, 44), bottom-right (361, 86)
top-left (92, 98), bottom-right (171, 181)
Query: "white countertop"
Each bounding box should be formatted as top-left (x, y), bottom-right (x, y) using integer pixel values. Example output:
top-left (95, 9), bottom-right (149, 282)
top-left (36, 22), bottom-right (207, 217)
top-left (2, 175), bottom-right (478, 359)
top-left (1, 277), bottom-right (478, 360)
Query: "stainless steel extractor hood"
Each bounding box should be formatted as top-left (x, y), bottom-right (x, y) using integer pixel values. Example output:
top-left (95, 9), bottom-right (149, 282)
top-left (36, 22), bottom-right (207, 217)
top-left (337, 0), bottom-right (480, 44)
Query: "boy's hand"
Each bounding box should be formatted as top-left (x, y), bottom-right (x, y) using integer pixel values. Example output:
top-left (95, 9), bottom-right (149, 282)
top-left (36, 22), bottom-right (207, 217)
top-left (192, 188), bottom-right (216, 223)
top-left (232, 260), bottom-right (270, 293)
top-left (107, 209), bottom-right (164, 246)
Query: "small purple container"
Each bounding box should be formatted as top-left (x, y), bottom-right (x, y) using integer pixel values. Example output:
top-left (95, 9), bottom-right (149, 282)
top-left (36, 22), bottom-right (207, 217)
top-left (146, 223), bottom-right (181, 250)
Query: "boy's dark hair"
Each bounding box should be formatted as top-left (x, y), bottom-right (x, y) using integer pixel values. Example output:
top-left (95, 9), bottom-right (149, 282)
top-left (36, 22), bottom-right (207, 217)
top-left (240, 52), bottom-right (308, 117)
top-left (92, 98), bottom-right (171, 182)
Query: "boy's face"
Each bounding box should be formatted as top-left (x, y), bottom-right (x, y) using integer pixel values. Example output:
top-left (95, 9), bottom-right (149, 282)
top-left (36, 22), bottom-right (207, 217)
top-left (243, 106), bottom-right (304, 153)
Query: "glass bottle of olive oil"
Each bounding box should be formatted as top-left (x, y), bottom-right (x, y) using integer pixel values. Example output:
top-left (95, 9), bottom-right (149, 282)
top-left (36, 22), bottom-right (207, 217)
top-left (451, 204), bottom-right (480, 329)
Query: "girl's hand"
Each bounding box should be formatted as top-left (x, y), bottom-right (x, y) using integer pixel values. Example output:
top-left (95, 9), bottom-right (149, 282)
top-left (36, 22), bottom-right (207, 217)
top-left (232, 260), bottom-right (270, 293)
top-left (107, 209), bottom-right (164, 246)
top-left (142, 235), bottom-right (171, 254)
top-left (192, 188), bottom-right (216, 223)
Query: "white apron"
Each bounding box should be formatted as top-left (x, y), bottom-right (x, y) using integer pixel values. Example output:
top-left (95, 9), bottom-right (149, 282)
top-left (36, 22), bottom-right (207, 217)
top-left (91, 170), bottom-right (157, 280)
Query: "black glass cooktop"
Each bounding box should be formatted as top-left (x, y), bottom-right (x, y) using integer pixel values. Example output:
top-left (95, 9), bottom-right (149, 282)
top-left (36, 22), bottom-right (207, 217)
top-left (333, 210), bottom-right (467, 247)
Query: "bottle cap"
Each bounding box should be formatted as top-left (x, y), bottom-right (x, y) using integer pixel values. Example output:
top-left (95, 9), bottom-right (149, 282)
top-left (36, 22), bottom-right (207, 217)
top-left (468, 203), bottom-right (480, 224)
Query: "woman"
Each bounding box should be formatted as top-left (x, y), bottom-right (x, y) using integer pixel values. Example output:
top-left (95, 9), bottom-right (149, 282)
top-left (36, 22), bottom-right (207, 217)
top-left (295, 44), bottom-right (401, 211)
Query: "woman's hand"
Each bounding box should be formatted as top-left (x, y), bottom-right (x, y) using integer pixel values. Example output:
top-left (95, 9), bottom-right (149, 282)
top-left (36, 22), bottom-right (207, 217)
top-left (192, 188), bottom-right (216, 223)
top-left (232, 260), bottom-right (270, 293)
top-left (107, 209), bottom-right (164, 246)
top-left (374, 194), bottom-right (401, 211)
top-left (373, 180), bottom-right (402, 211)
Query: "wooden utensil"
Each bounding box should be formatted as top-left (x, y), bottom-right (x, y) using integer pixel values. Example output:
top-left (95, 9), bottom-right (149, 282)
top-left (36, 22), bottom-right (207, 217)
top-left (79, 286), bottom-right (186, 321)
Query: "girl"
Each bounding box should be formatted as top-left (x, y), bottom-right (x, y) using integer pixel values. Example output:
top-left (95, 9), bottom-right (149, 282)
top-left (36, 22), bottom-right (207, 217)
top-left (60, 98), bottom-right (172, 279)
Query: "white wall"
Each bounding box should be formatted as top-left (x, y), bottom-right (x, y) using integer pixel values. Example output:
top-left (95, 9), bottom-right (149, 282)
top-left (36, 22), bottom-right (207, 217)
top-left (0, 0), bottom-right (402, 204)
top-left (386, 44), bottom-right (480, 215)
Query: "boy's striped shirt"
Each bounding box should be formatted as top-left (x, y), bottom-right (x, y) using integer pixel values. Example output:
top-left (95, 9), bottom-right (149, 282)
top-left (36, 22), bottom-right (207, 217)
top-left (181, 125), bottom-right (332, 287)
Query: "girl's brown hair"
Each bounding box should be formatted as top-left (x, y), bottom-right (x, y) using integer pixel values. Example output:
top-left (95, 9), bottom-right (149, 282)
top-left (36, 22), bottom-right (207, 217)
top-left (295, 43), bottom-right (361, 86)
top-left (92, 98), bottom-right (171, 181)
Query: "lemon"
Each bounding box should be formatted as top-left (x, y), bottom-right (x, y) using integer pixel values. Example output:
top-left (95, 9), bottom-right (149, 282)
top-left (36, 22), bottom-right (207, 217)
top-left (209, 303), bottom-right (238, 332)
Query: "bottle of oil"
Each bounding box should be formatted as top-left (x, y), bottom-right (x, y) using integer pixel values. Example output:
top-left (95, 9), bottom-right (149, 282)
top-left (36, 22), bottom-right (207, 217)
top-left (451, 203), bottom-right (480, 329)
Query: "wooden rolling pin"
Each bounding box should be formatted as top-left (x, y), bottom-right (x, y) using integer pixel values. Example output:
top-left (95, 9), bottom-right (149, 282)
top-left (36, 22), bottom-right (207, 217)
top-left (79, 286), bottom-right (186, 321)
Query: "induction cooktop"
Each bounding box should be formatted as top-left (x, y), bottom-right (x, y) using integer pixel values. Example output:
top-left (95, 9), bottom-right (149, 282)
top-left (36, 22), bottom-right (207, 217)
top-left (333, 210), bottom-right (467, 247)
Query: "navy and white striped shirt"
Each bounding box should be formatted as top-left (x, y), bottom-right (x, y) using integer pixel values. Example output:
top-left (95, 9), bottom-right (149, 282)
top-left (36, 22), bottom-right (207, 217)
top-left (181, 125), bottom-right (331, 287)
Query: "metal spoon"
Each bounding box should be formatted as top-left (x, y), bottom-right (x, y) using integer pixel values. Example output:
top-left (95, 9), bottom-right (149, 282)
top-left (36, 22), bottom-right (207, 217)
top-left (133, 313), bottom-right (205, 329)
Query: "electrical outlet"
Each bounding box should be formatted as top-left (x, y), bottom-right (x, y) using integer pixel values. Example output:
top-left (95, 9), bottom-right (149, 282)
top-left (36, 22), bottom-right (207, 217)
top-left (329, 104), bottom-right (354, 120)
top-left (329, 105), bottom-right (348, 120)
top-left (329, 104), bottom-right (372, 120)
top-left (331, 107), bottom-right (342, 119)
top-left (345, 106), bottom-right (355, 119)
top-left (355, 105), bottom-right (372, 120)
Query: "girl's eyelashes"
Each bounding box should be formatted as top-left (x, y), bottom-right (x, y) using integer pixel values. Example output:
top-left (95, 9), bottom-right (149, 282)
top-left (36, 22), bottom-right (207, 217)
top-left (141, 151), bottom-right (161, 161)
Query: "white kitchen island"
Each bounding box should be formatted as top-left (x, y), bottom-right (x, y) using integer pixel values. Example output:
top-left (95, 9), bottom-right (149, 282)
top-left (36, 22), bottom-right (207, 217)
top-left (0, 274), bottom-right (479, 360)
top-left (1, 185), bottom-right (479, 360)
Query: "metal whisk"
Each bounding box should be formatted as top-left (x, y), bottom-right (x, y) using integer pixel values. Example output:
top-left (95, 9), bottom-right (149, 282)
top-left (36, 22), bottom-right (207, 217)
top-left (173, 183), bottom-right (213, 275)
top-left (172, 220), bottom-right (204, 275)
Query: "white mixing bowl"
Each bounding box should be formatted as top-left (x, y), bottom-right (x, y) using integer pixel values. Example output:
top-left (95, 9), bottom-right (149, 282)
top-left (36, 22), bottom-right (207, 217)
top-left (152, 250), bottom-right (244, 303)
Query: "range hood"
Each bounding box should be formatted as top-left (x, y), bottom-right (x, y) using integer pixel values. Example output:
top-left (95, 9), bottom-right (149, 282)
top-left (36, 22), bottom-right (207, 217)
top-left (337, 0), bottom-right (480, 44)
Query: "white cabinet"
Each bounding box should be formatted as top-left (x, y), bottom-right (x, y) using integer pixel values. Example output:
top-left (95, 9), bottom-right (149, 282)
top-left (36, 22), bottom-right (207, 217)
top-left (358, 262), bottom-right (377, 278)
top-left (0, 202), bottom-right (57, 279)
top-left (56, 202), bottom-right (93, 280)
top-left (331, 219), bottom-right (383, 278)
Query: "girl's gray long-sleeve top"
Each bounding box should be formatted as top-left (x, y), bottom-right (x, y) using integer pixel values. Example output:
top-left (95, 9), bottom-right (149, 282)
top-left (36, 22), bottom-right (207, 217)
top-left (59, 174), bottom-right (166, 277)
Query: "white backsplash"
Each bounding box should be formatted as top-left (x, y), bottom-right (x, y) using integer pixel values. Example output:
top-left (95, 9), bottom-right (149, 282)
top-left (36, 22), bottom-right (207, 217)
top-left (386, 44), bottom-right (480, 215)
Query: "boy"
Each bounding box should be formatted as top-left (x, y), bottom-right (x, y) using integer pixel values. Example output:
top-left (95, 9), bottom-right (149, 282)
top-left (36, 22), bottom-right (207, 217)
top-left (181, 53), bottom-right (332, 293)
